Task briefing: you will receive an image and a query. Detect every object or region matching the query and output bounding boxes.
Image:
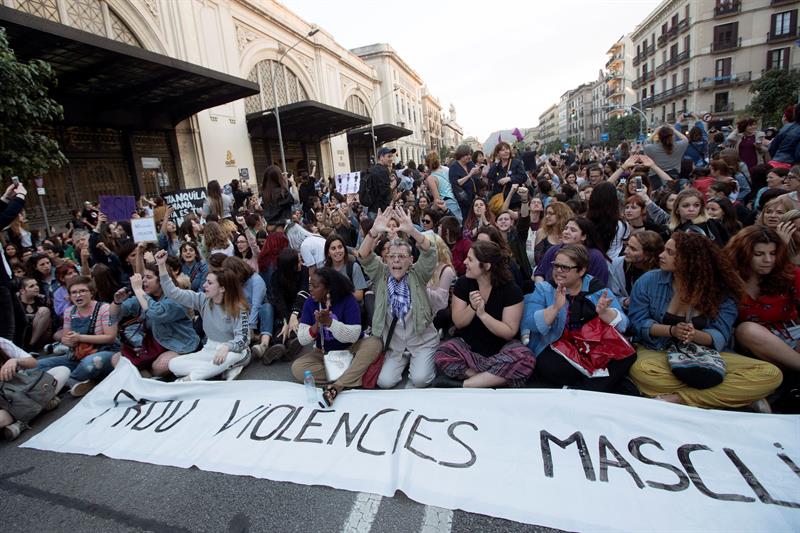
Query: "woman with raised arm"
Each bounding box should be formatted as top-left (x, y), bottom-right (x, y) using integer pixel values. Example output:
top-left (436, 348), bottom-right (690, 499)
top-left (154, 250), bottom-right (249, 381)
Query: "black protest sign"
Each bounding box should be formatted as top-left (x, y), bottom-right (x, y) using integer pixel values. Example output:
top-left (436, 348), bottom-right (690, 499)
top-left (162, 188), bottom-right (206, 225)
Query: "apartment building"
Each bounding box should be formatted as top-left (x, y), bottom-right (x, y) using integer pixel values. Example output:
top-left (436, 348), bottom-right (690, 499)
top-left (538, 104), bottom-right (559, 146)
top-left (566, 82), bottom-right (594, 144)
top-left (631, 0), bottom-right (798, 128)
top-left (606, 35), bottom-right (637, 119)
top-left (591, 71), bottom-right (608, 142)
top-left (421, 87), bottom-right (443, 154)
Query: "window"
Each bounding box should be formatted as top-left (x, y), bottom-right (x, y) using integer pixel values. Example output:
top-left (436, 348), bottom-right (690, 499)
top-left (671, 73), bottom-right (678, 88)
top-left (714, 92), bottom-right (730, 113)
top-left (714, 57), bottom-right (731, 79)
top-left (772, 11), bottom-right (794, 36)
top-left (713, 22), bottom-right (738, 49)
top-left (670, 43), bottom-right (678, 60)
top-left (661, 79), bottom-right (667, 94)
top-left (684, 35), bottom-right (690, 52)
top-left (682, 67), bottom-right (690, 84)
top-left (767, 48), bottom-right (790, 70)
top-left (345, 94), bottom-right (370, 117)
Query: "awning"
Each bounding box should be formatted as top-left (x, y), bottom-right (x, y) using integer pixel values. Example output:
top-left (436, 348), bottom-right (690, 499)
top-left (247, 100), bottom-right (370, 142)
top-left (0, 6), bottom-right (259, 129)
top-left (347, 123), bottom-right (413, 145)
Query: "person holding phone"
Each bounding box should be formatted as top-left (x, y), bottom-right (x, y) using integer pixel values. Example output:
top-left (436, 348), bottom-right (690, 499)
top-left (0, 179), bottom-right (28, 342)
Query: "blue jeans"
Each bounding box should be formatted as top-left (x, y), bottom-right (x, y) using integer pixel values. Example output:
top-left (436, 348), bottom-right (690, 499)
top-left (444, 198), bottom-right (463, 223)
top-left (37, 351), bottom-right (116, 384)
top-left (258, 302), bottom-right (275, 337)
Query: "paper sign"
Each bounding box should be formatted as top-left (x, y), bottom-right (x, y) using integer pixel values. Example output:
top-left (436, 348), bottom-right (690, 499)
top-left (162, 187), bottom-right (207, 226)
top-left (131, 217), bottom-right (158, 243)
top-left (99, 195), bottom-right (136, 222)
top-left (334, 171), bottom-right (361, 195)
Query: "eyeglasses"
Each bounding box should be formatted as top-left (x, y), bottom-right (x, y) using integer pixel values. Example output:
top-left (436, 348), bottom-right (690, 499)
top-left (422, 218), bottom-right (432, 224)
top-left (387, 254), bottom-right (410, 260)
top-left (70, 289), bottom-right (91, 295)
top-left (551, 262), bottom-right (579, 273)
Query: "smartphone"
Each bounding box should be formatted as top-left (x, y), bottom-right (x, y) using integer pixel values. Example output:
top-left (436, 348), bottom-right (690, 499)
top-left (634, 177), bottom-right (644, 191)
top-left (11, 176), bottom-right (19, 185)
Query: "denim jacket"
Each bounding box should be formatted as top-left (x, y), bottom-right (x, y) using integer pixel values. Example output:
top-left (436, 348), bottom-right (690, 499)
top-left (628, 269), bottom-right (737, 351)
top-left (118, 294), bottom-right (199, 354)
top-left (521, 274), bottom-right (628, 356)
top-left (769, 122), bottom-right (800, 165)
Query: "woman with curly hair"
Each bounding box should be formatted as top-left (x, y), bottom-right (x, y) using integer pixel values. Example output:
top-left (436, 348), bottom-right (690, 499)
top-left (532, 201), bottom-right (573, 267)
top-left (628, 232), bottom-right (782, 409)
top-left (203, 221), bottom-right (234, 256)
top-left (727, 226), bottom-right (800, 371)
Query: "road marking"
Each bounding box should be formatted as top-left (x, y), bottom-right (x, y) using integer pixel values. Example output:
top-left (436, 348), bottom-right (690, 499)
top-left (341, 492), bottom-right (383, 533)
top-left (421, 505), bottom-right (453, 533)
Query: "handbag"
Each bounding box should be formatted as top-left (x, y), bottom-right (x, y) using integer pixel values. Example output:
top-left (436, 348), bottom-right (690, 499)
top-left (0, 370), bottom-right (58, 423)
top-left (324, 350), bottom-right (354, 382)
top-left (550, 316), bottom-right (636, 378)
top-left (488, 186), bottom-right (508, 214)
top-left (667, 341), bottom-right (726, 389)
top-left (362, 316), bottom-right (398, 389)
top-left (73, 302), bottom-right (102, 361)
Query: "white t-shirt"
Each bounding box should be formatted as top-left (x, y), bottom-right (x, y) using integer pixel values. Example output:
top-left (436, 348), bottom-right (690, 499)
top-left (300, 235), bottom-right (326, 268)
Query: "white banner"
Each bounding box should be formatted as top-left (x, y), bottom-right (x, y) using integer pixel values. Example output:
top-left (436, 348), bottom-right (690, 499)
top-left (22, 360), bottom-right (800, 532)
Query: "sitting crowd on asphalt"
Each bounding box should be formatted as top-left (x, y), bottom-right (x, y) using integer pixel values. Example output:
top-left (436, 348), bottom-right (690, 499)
top-left (1, 106), bottom-right (800, 440)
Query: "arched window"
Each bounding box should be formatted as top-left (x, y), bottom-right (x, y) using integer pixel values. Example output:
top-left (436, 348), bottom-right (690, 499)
top-left (345, 94), bottom-right (369, 117)
top-left (245, 60), bottom-right (309, 114)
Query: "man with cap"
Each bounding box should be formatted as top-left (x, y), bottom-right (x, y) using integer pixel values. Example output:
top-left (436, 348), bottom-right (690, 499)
top-left (362, 147), bottom-right (395, 218)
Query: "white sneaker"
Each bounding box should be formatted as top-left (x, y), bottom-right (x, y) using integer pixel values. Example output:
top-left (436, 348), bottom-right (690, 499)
top-left (223, 353), bottom-right (251, 381)
top-left (70, 380), bottom-right (95, 397)
top-left (750, 398), bottom-right (772, 414)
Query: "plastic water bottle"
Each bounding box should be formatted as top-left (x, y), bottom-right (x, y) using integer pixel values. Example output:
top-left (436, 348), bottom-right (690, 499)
top-left (520, 328), bottom-right (531, 346)
top-left (304, 370), bottom-right (317, 403)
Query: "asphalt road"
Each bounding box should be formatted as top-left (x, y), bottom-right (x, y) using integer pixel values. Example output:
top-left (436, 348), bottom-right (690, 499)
top-left (0, 357), bottom-right (566, 533)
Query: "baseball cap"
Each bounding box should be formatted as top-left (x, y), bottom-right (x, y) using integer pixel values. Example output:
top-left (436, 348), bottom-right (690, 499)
top-left (377, 147), bottom-right (397, 158)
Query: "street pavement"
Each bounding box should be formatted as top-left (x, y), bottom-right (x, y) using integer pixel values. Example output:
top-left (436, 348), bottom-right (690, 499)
top-left (0, 357), bottom-right (567, 533)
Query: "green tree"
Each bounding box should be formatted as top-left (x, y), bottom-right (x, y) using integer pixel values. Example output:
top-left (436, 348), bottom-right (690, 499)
top-left (0, 28), bottom-right (66, 179)
top-left (745, 69), bottom-right (800, 128)
top-left (604, 114), bottom-right (641, 145)
top-left (542, 140), bottom-right (563, 155)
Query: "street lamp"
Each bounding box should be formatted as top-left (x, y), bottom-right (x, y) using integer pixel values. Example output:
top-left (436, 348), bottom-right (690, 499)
top-left (369, 86), bottom-right (400, 161)
top-left (271, 26), bottom-right (319, 175)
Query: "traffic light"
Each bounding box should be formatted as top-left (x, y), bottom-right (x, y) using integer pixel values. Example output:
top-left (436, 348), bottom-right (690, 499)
top-left (646, 127), bottom-right (653, 135)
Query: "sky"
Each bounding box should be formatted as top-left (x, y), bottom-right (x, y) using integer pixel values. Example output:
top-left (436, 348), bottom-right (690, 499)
top-left (282, 0), bottom-right (662, 143)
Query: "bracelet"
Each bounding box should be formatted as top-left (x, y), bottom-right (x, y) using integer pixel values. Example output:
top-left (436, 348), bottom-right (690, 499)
top-left (669, 325), bottom-right (676, 338)
top-left (369, 231), bottom-right (378, 239)
top-left (469, 303), bottom-right (477, 311)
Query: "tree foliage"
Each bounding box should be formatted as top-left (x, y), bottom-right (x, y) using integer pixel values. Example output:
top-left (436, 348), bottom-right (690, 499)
top-left (604, 114), bottom-right (641, 145)
top-left (542, 140), bottom-right (563, 155)
top-left (746, 69), bottom-right (800, 128)
top-left (0, 28), bottom-right (66, 179)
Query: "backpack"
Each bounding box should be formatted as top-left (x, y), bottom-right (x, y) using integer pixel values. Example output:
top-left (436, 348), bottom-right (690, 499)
top-left (358, 173), bottom-right (374, 208)
top-left (0, 371), bottom-right (58, 423)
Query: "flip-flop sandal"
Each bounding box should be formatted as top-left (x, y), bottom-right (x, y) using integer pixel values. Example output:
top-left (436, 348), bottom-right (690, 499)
top-left (322, 385), bottom-right (341, 407)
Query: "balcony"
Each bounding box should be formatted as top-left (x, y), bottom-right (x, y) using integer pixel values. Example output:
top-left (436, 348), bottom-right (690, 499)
top-left (633, 54), bottom-right (642, 67)
top-left (606, 85), bottom-right (624, 98)
top-left (712, 102), bottom-right (735, 114)
top-left (606, 54), bottom-right (624, 69)
top-left (606, 70), bottom-right (623, 80)
top-left (667, 25), bottom-right (679, 41)
top-left (768, 27), bottom-right (798, 43)
top-left (714, 1), bottom-right (740, 18)
top-left (650, 83), bottom-right (694, 106)
top-left (677, 17), bottom-right (690, 34)
top-left (711, 37), bottom-right (741, 52)
top-left (644, 43), bottom-right (656, 57)
top-left (697, 71), bottom-right (751, 89)
top-left (657, 33), bottom-right (668, 47)
top-left (770, 0), bottom-right (795, 5)
top-left (657, 50), bottom-right (691, 75)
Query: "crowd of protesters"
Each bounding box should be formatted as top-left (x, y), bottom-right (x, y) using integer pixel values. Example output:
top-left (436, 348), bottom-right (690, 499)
top-left (1, 104), bottom-right (799, 439)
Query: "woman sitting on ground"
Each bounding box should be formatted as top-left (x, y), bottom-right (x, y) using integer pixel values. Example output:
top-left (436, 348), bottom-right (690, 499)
top-left (358, 206), bottom-right (439, 389)
top-left (426, 234), bottom-right (457, 314)
top-left (628, 232), bottom-right (782, 410)
top-left (435, 240), bottom-right (535, 388)
top-left (534, 217), bottom-right (609, 285)
top-left (608, 230), bottom-right (664, 309)
top-left (668, 188), bottom-right (729, 245)
top-left (726, 226), bottom-right (800, 373)
top-left (222, 256), bottom-right (266, 353)
top-left (706, 197), bottom-right (742, 237)
top-left (493, 185), bottom-right (532, 292)
top-left (262, 248), bottom-right (310, 362)
top-left (462, 197), bottom-right (495, 241)
top-left (0, 337), bottom-right (69, 440)
top-left (532, 201), bottom-right (573, 268)
top-left (109, 263), bottom-right (200, 378)
top-left (154, 250), bottom-right (250, 382)
top-left (475, 225), bottom-right (525, 290)
top-left (36, 276), bottom-right (118, 397)
top-left (291, 268), bottom-right (382, 406)
top-left (204, 221), bottom-right (234, 257)
top-left (324, 233), bottom-right (368, 303)
top-left (623, 195), bottom-right (669, 242)
top-left (524, 244), bottom-right (634, 391)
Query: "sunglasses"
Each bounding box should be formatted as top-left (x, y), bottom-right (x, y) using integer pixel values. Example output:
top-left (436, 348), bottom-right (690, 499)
top-left (422, 218), bottom-right (432, 224)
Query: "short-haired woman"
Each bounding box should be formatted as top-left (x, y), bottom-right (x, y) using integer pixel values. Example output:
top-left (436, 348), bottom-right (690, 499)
top-left (434, 241), bottom-right (535, 388)
top-left (524, 244), bottom-right (634, 391)
top-left (608, 230), bottom-right (664, 309)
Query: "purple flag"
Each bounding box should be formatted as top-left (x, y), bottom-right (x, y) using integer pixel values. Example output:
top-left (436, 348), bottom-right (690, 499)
top-left (512, 128), bottom-right (524, 142)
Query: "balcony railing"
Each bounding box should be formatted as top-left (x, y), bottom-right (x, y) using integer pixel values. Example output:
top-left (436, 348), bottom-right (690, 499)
top-left (677, 17), bottom-right (690, 34)
top-left (649, 83), bottom-right (694, 106)
top-left (657, 33), bottom-right (668, 47)
top-left (768, 27), bottom-right (798, 43)
top-left (644, 43), bottom-right (656, 57)
top-left (712, 102), bottom-right (735, 113)
top-left (714, 1), bottom-right (740, 17)
top-left (632, 71), bottom-right (655, 90)
top-left (657, 50), bottom-right (691, 74)
top-left (606, 54), bottom-right (624, 68)
top-left (711, 37), bottom-right (741, 52)
top-left (697, 71), bottom-right (751, 89)
top-left (633, 54), bottom-right (642, 67)
top-left (770, 0), bottom-right (793, 5)
top-left (667, 25), bottom-right (679, 41)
